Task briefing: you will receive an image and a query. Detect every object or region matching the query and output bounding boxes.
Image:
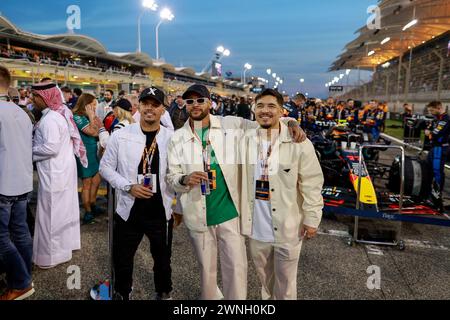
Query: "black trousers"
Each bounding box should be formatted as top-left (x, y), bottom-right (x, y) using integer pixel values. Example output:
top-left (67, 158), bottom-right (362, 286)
top-left (113, 209), bottom-right (174, 297)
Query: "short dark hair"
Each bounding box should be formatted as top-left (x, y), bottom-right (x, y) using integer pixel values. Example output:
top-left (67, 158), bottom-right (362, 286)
top-left (60, 86), bottom-right (72, 94)
top-left (428, 101), bottom-right (442, 109)
top-left (305, 100), bottom-right (316, 108)
top-left (293, 93), bottom-right (306, 101)
top-left (0, 66), bottom-right (12, 89)
top-left (255, 89), bottom-right (283, 107)
top-left (105, 89), bottom-right (114, 96)
top-left (73, 88), bottom-right (83, 96)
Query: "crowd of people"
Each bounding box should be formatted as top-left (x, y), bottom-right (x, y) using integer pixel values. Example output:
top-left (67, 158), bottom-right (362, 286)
top-left (0, 62), bottom-right (448, 301)
top-left (279, 94), bottom-right (449, 212)
top-left (281, 95), bottom-right (389, 141)
top-left (0, 63), bottom-right (318, 301)
top-left (0, 45), bottom-right (147, 76)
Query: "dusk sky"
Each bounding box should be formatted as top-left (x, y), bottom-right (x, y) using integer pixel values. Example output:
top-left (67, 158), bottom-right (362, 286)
top-left (0, 0), bottom-right (375, 97)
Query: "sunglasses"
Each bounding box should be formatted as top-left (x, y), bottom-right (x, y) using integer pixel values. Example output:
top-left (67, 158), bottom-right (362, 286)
top-left (185, 98), bottom-right (208, 105)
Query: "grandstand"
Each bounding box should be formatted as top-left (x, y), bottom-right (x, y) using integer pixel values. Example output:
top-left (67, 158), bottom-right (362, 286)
top-left (0, 14), bottom-right (248, 97)
top-left (330, 0), bottom-right (450, 113)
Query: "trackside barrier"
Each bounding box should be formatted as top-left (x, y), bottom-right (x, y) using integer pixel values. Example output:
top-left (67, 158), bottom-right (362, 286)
top-left (323, 206), bottom-right (450, 228)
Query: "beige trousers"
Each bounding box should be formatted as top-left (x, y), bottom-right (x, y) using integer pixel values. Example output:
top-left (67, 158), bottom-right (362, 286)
top-left (188, 217), bottom-right (248, 300)
top-left (249, 238), bottom-right (303, 300)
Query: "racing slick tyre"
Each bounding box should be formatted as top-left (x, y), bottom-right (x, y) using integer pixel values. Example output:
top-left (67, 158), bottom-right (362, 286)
top-left (388, 156), bottom-right (431, 198)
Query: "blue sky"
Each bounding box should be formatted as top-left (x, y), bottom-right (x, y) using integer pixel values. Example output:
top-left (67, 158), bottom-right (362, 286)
top-left (0, 0), bottom-right (375, 97)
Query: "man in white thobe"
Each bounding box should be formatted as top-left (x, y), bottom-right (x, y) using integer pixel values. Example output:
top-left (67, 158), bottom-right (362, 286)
top-left (30, 82), bottom-right (82, 269)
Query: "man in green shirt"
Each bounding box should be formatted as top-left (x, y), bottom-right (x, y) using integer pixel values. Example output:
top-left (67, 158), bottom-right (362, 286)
top-left (195, 127), bottom-right (239, 227)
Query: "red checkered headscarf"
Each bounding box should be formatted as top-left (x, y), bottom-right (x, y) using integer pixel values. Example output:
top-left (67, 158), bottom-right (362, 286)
top-left (32, 82), bottom-right (88, 168)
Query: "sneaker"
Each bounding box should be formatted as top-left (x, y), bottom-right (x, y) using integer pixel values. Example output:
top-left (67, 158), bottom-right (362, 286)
top-left (92, 205), bottom-right (106, 216)
top-left (36, 263), bottom-right (63, 270)
top-left (113, 292), bottom-right (131, 301)
top-left (82, 212), bottom-right (96, 225)
top-left (0, 286), bottom-right (35, 300)
top-left (155, 292), bottom-right (172, 300)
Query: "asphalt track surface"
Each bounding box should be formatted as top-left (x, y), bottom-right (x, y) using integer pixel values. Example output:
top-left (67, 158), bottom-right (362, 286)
top-left (1, 137), bottom-right (449, 300)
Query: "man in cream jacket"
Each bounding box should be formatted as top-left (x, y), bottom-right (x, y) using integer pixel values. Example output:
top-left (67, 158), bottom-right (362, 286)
top-left (239, 89), bottom-right (324, 300)
top-left (166, 85), bottom-right (304, 300)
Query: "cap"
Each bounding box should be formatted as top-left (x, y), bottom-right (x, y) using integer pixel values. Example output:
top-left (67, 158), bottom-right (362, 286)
top-left (182, 84), bottom-right (211, 100)
top-left (139, 87), bottom-right (166, 106)
top-left (112, 98), bottom-right (132, 112)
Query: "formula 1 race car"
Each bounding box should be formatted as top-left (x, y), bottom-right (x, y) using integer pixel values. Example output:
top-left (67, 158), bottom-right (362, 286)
top-left (309, 121), bottom-right (441, 216)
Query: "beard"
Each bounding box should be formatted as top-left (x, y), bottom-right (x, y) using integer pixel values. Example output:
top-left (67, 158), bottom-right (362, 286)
top-left (143, 119), bottom-right (157, 126)
top-left (189, 109), bottom-right (209, 121)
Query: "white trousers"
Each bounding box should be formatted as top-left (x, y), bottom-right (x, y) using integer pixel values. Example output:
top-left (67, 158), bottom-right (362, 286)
top-left (249, 238), bottom-right (303, 300)
top-left (188, 218), bottom-right (248, 300)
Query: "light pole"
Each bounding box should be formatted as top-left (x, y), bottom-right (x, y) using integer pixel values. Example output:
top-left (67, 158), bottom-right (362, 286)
top-left (243, 63), bottom-right (252, 84)
top-left (138, 0), bottom-right (158, 53)
top-left (345, 69), bottom-right (351, 92)
top-left (266, 69), bottom-right (272, 86)
top-left (201, 46), bottom-right (231, 74)
top-left (299, 78), bottom-right (305, 92)
top-left (155, 7), bottom-right (174, 60)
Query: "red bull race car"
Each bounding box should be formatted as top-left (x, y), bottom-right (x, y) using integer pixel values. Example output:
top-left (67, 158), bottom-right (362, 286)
top-left (309, 121), bottom-right (442, 217)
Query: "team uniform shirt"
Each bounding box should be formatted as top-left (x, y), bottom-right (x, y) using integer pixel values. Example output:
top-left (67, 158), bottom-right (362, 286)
top-left (429, 113), bottom-right (450, 147)
top-left (362, 110), bottom-right (381, 128)
top-left (323, 106), bottom-right (336, 121)
top-left (282, 101), bottom-right (300, 119)
top-left (334, 108), bottom-right (351, 122)
top-left (300, 110), bottom-right (319, 132)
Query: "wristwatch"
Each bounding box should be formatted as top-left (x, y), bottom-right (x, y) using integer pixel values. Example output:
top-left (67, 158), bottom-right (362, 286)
top-left (124, 185), bottom-right (132, 193)
top-left (179, 175), bottom-right (188, 186)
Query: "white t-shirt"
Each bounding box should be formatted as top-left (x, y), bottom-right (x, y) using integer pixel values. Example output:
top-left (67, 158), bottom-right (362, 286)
top-left (251, 140), bottom-right (275, 243)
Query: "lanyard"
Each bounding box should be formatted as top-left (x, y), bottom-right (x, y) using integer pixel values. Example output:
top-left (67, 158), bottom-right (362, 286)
top-left (142, 130), bottom-right (159, 175)
top-left (257, 129), bottom-right (279, 180)
top-left (192, 126), bottom-right (212, 171)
